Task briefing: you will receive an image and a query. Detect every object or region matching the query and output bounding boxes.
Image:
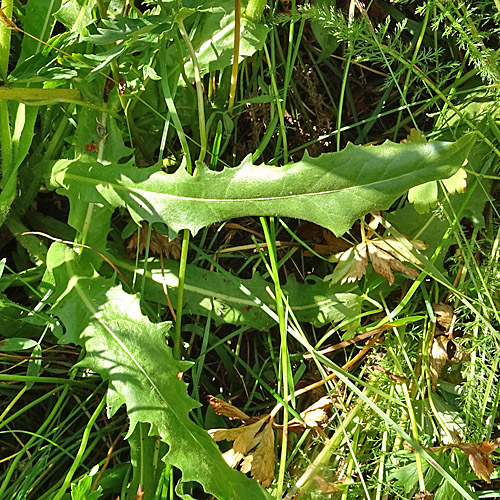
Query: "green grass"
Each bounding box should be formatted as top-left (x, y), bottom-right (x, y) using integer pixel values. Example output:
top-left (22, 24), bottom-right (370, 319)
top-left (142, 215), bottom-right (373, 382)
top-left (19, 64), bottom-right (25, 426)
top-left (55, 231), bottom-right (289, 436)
top-left (1, 1), bottom-right (499, 499)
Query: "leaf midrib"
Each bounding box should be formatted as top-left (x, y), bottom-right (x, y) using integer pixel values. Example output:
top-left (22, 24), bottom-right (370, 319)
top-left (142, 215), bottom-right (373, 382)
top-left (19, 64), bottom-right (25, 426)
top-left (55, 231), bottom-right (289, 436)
top-left (62, 164), bottom-right (443, 203)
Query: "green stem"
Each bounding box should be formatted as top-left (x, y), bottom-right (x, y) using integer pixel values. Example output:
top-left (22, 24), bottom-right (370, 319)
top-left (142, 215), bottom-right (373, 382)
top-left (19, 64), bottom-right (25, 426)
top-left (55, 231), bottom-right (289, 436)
top-left (0, 0), bottom-right (12, 79)
top-left (174, 229), bottom-right (189, 359)
top-left (228, 0), bottom-right (241, 111)
top-left (0, 384), bottom-right (71, 497)
top-left (52, 395), bottom-right (106, 500)
top-left (260, 217), bottom-right (289, 497)
top-left (0, 1), bottom-right (12, 191)
top-left (392, 3), bottom-right (430, 141)
top-left (263, 43), bottom-right (288, 163)
top-left (172, 18), bottom-right (208, 359)
top-left (244, 0), bottom-right (266, 21)
top-left (177, 19), bottom-right (206, 164)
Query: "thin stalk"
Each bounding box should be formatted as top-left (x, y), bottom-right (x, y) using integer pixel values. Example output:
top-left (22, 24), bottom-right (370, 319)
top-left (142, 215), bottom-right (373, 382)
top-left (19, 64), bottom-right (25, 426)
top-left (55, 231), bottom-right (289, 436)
top-left (228, 0), bottom-right (241, 111)
top-left (0, 0), bottom-right (13, 190)
top-left (173, 18), bottom-right (207, 359)
top-left (173, 229), bottom-right (190, 360)
top-left (263, 43), bottom-right (288, 162)
top-left (392, 3), bottom-right (429, 140)
top-left (0, 383), bottom-right (71, 497)
top-left (177, 19), bottom-right (206, 164)
top-left (336, 54), bottom-right (351, 151)
top-left (52, 395), bottom-right (106, 500)
top-left (260, 217), bottom-right (289, 497)
top-left (284, 398), bottom-right (363, 499)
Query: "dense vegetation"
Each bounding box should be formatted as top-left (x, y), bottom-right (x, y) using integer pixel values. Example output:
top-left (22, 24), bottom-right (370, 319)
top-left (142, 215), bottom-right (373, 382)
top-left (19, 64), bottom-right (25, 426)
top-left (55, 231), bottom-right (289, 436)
top-left (0, 1), bottom-right (499, 499)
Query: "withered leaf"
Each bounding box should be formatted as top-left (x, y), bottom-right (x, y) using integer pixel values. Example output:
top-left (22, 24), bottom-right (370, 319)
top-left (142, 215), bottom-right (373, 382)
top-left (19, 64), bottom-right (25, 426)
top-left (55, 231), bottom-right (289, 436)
top-left (441, 440), bottom-right (499, 483)
top-left (456, 441), bottom-right (498, 483)
top-left (327, 236), bottom-right (426, 286)
top-left (240, 420), bottom-right (276, 488)
top-left (209, 416), bottom-right (272, 478)
top-left (126, 222), bottom-right (181, 259)
top-left (414, 490), bottom-right (433, 500)
top-left (429, 335), bottom-right (467, 391)
top-left (313, 475), bottom-right (339, 494)
top-left (432, 302), bottom-right (454, 328)
top-left (429, 335), bottom-right (449, 392)
top-left (301, 396), bottom-right (332, 428)
top-left (207, 395), bottom-right (250, 421)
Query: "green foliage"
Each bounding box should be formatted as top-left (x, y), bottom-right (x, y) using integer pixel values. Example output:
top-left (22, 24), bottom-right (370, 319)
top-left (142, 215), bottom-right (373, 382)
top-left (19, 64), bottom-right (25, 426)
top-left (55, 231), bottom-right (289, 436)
top-left (47, 242), bottom-right (271, 499)
top-left (1, 0), bottom-right (499, 499)
top-left (48, 135), bottom-right (474, 237)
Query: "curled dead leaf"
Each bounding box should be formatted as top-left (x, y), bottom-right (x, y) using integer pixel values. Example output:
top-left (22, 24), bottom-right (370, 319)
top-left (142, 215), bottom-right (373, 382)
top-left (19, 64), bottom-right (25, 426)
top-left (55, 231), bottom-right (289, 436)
top-left (432, 303), bottom-right (454, 328)
top-left (414, 490), bottom-right (433, 500)
top-left (209, 415), bottom-right (276, 486)
top-left (301, 396), bottom-right (332, 428)
top-left (287, 395), bottom-right (333, 432)
top-left (126, 222), bottom-right (181, 259)
top-left (327, 236), bottom-right (426, 286)
top-left (240, 420), bottom-right (276, 488)
top-left (435, 440), bottom-right (499, 483)
top-left (313, 475), bottom-right (339, 494)
top-left (429, 335), bottom-right (467, 391)
top-left (207, 395), bottom-right (250, 421)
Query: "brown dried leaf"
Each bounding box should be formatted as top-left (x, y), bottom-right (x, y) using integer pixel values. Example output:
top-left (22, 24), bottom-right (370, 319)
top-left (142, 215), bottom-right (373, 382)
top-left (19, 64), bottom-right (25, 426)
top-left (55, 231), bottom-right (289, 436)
top-left (444, 441), bottom-right (499, 483)
top-left (207, 395), bottom-right (250, 421)
top-left (300, 396), bottom-right (332, 428)
top-left (371, 236), bottom-right (427, 264)
top-left (414, 490), bottom-right (433, 500)
top-left (126, 222), bottom-right (181, 260)
top-left (432, 303), bottom-right (454, 328)
top-left (367, 241), bottom-right (419, 286)
top-left (329, 236), bottom-right (425, 286)
top-left (429, 335), bottom-right (467, 391)
top-left (313, 475), bottom-right (339, 494)
top-left (429, 335), bottom-right (449, 392)
top-left (240, 420), bottom-right (276, 487)
top-left (209, 417), bottom-right (267, 448)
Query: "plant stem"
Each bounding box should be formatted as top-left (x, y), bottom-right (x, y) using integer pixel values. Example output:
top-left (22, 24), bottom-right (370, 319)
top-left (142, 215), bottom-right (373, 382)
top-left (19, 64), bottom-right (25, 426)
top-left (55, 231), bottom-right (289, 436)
top-left (244, 0), bottom-right (266, 21)
top-left (177, 19), bottom-right (206, 164)
top-left (260, 217), bottom-right (289, 497)
top-left (173, 17), bottom-right (207, 359)
top-left (52, 395), bottom-right (106, 500)
top-left (228, 0), bottom-right (241, 111)
top-left (0, 0), bottom-right (13, 193)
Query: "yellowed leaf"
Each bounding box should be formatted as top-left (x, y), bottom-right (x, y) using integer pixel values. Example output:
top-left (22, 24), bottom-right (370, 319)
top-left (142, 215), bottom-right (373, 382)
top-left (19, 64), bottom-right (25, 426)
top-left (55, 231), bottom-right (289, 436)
top-left (300, 396), bottom-right (332, 428)
top-left (240, 420), bottom-right (276, 487)
top-left (403, 128), bottom-right (427, 144)
top-left (443, 168), bottom-right (467, 195)
top-left (207, 395), bottom-right (250, 421)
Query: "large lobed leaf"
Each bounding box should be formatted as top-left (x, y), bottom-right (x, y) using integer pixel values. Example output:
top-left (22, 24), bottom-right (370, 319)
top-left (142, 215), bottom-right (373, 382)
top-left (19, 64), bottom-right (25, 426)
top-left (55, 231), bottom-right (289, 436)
top-left (49, 134), bottom-right (475, 237)
top-left (47, 243), bottom-right (271, 500)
